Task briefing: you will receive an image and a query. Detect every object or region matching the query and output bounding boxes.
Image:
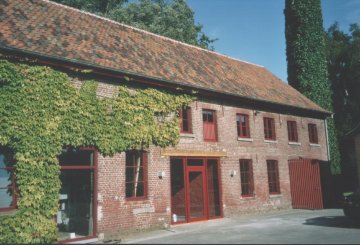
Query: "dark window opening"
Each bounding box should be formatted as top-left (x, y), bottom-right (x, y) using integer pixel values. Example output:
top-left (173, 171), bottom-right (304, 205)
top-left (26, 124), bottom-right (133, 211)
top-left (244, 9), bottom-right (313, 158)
top-left (180, 106), bottom-right (192, 133)
top-left (236, 114), bottom-right (250, 138)
top-left (308, 124), bottom-right (318, 144)
top-left (266, 160), bottom-right (280, 194)
top-left (0, 148), bottom-right (16, 212)
top-left (126, 150), bottom-right (147, 199)
top-left (287, 121), bottom-right (298, 142)
top-left (239, 159), bottom-right (254, 197)
top-left (264, 117), bottom-right (276, 140)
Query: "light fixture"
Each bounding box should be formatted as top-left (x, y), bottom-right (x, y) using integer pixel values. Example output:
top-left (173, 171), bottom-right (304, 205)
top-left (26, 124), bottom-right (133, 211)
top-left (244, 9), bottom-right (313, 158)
top-left (230, 170), bottom-right (236, 177)
top-left (158, 171), bottom-right (165, 179)
top-left (254, 110), bottom-right (260, 116)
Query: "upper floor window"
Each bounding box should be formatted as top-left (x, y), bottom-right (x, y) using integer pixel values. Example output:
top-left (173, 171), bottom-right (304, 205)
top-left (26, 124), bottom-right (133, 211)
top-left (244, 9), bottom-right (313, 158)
top-left (0, 149), bottom-right (16, 212)
top-left (180, 106), bottom-right (192, 133)
top-left (287, 121), bottom-right (298, 142)
top-left (126, 150), bottom-right (147, 200)
top-left (239, 159), bottom-right (254, 197)
top-left (308, 124), bottom-right (318, 144)
top-left (263, 117), bottom-right (276, 140)
top-left (236, 114), bottom-right (250, 138)
top-left (266, 160), bottom-right (280, 194)
top-left (203, 109), bottom-right (217, 141)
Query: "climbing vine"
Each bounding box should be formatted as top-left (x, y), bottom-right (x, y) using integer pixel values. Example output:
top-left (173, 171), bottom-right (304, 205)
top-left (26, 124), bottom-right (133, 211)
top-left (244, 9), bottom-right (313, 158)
top-left (0, 57), bottom-right (194, 243)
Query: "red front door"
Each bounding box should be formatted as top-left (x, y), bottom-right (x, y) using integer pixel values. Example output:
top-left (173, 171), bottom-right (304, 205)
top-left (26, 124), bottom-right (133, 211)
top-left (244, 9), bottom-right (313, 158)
top-left (187, 166), bottom-right (207, 222)
top-left (170, 157), bottom-right (222, 224)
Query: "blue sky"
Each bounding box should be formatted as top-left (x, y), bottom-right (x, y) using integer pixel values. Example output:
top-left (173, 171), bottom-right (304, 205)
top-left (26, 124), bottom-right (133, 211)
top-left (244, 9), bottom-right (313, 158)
top-left (187, 0), bottom-right (360, 83)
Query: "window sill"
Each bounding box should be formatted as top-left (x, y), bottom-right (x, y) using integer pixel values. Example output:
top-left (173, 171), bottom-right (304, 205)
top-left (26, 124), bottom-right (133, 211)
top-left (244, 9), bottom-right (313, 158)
top-left (180, 133), bottom-right (195, 138)
top-left (309, 143), bottom-right (321, 147)
top-left (264, 139), bottom-right (278, 144)
top-left (269, 194), bottom-right (282, 198)
top-left (288, 142), bottom-right (301, 146)
top-left (126, 197), bottom-right (148, 202)
top-left (241, 195), bottom-right (256, 199)
top-left (0, 208), bottom-right (17, 217)
top-left (237, 137), bottom-right (253, 142)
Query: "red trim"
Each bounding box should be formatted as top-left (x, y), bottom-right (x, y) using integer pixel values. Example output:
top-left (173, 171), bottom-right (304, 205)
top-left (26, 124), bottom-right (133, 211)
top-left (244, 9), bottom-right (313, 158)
top-left (287, 121), bottom-right (298, 142)
top-left (308, 124), bottom-right (318, 144)
top-left (170, 157), bottom-right (222, 225)
top-left (263, 117), bottom-right (276, 140)
top-left (125, 150), bottom-right (148, 200)
top-left (203, 109), bottom-right (217, 142)
top-left (180, 106), bottom-right (192, 134)
top-left (239, 159), bottom-right (254, 197)
top-left (236, 114), bottom-right (250, 138)
top-left (59, 148), bottom-right (98, 242)
top-left (266, 160), bottom-right (281, 195)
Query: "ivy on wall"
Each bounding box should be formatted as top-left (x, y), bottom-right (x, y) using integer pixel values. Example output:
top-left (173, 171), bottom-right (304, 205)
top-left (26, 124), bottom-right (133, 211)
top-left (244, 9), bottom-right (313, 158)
top-left (0, 57), bottom-right (194, 243)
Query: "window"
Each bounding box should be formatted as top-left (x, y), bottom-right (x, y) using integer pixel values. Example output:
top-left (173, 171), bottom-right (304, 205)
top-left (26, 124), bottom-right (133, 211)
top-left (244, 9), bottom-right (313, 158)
top-left (287, 121), bottom-right (298, 142)
top-left (236, 114), bottom-right (250, 138)
top-left (126, 150), bottom-right (147, 199)
top-left (203, 109), bottom-right (217, 141)
top-left (263, 117), bottom-right (276, 140)
top-left (308, 124), bottom-right (318, 144)
top-left (180, 106), bottom-right (192, 133)
top-left (266, 160), bottom-right (280, 194)
top-left (239, 159), bottom-right (254, 197)
top-left (0, 150), bottom-right (16, 211)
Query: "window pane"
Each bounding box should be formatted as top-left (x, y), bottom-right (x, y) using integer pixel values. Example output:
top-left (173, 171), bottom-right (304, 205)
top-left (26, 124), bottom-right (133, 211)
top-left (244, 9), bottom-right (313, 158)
top-left (59, 149), bottom-right (94, 166)
top-left (125, 151), bottom-right (146, 198)
top-left (0, 188), bottom-right (13, 208)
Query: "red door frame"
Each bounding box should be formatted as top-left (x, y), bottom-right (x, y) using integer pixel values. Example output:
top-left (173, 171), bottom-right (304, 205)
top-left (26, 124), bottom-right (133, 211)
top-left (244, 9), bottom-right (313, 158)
top-left (170, 157), bottom-right (223, 224)
top-left (59, 147), bottom-right (98, 244)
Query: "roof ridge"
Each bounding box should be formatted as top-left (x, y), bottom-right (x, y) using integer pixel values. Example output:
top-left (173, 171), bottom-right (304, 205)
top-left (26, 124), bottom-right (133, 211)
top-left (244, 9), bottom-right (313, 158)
top-left (44, 0), bottom-right (264, 68)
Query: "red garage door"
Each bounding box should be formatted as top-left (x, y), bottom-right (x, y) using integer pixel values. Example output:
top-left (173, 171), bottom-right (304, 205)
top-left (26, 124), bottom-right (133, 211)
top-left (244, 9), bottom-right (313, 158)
top-left (288, 159), bottom-right (324, 209)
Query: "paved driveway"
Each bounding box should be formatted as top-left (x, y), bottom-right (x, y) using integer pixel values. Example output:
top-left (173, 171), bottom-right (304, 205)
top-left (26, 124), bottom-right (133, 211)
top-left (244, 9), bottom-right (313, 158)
top-left (121, 209), bottom-right (360, 244)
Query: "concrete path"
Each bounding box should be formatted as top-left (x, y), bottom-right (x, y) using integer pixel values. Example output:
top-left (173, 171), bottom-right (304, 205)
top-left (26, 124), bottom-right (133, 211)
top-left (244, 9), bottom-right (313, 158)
top-left (120, 209), bottom-right (360, 244)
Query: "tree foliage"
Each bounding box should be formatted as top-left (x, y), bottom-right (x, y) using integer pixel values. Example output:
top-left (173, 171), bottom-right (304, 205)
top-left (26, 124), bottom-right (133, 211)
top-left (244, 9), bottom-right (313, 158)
top-left (325, 23), bottom-right (360, 136)
top-left (284, 0), bottom-right (341, 174)
top-left (51, 0), bottom-right (217, 50)
top-left (0, 57), bottom-right (193, 243)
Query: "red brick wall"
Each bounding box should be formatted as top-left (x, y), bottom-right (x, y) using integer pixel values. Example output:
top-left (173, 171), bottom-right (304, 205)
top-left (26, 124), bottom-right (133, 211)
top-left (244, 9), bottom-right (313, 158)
top-left (88, 81), bottom-right (329, 237)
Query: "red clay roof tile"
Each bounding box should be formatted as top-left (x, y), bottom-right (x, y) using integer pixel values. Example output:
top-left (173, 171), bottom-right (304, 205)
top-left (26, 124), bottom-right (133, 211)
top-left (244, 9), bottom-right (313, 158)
top-left (0, 0), bottom-right (328, 114)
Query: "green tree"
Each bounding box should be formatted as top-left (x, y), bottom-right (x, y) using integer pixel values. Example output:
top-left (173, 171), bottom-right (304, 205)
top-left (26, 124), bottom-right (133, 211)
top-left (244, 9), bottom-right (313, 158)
top-left (284, 0), bottom-right (341, 174)
top-left (52, 0), bottom-right (216, 50)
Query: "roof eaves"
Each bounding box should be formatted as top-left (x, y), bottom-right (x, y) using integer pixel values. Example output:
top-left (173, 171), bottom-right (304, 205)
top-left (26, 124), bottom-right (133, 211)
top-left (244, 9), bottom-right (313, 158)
top-left (0, 45), bottom-right (331, 118)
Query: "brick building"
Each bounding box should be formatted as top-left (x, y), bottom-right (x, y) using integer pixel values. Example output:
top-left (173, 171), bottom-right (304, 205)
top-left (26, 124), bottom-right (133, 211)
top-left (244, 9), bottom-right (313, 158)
top-left (0, 0), bottom-right (331, 243)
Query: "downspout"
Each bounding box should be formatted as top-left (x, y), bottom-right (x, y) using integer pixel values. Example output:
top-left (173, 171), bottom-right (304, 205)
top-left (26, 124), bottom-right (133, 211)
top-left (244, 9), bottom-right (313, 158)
top-left (324, 115), bottom-right (332, 161)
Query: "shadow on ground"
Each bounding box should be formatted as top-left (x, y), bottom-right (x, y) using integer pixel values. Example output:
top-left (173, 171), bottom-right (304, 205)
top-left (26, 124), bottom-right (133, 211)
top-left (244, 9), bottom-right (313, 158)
top-left (304, 215), bottom-right (360, 229)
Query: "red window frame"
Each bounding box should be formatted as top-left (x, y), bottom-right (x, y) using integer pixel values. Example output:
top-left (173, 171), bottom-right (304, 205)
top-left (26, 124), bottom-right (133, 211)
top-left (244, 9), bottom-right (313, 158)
top-left (180, 106), bottom-right (192, 133)
top-left (263, 117), bottom-right (276, 140)
top-left (266, 160), bottom-right (280, 194)
top-left (287, 121), bottom-right (298, 142)
top-left (0, 152), bottom-right (16, 212)
top-left (202, 109), bottom-right (217, 142)
top-left (239, 159), bottom-right (254, 197)
top-left (125, 150), bottom-right (148, 200)
top-left (236, 114), bottom-right (250, 138)
top-left (308, 124), bottom-right (318, 144)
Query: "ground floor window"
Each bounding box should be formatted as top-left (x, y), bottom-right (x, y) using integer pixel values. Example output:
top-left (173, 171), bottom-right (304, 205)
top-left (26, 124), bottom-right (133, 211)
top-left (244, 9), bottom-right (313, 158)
top-left (57, 148), bottom-right (96, 242)
top-left (125, 150), bottom-right (147, 200)
top-left (266, 160), bottom-right (280, 194)
top-left (0, 149), bottom-right (16, 212)
top-left (239, 159), bottom-right (254, 197)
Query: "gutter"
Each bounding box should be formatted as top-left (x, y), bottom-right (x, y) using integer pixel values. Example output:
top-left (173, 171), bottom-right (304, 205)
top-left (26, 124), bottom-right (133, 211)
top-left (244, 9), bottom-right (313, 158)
top-left (324, 115), bottom-right (332, 161)
top-left (0, 46), bottom-right (331, 119)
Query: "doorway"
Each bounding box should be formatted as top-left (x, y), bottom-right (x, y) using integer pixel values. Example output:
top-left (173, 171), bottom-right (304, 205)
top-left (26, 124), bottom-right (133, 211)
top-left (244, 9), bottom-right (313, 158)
top-left (57, 148), bottom-right (97, 242)
top-left (170, 157), bottom-right (222, 224)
